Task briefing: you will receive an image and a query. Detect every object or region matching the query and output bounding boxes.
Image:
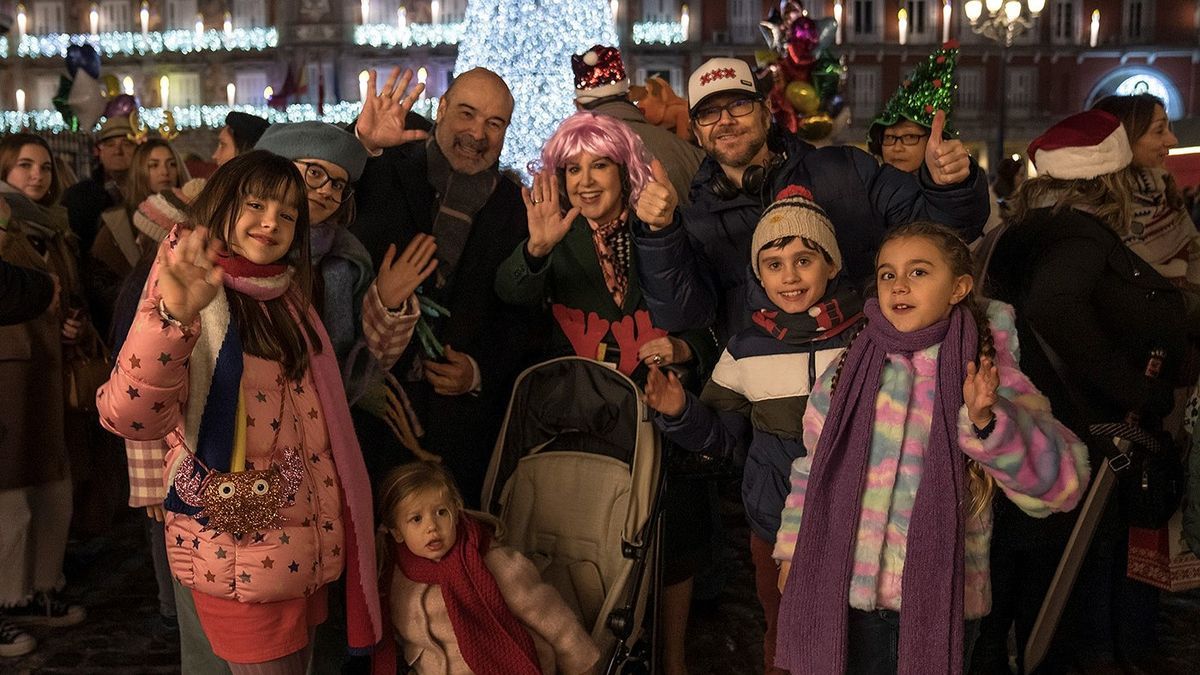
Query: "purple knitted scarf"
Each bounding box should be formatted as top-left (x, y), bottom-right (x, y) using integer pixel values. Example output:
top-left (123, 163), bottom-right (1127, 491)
top-left (777, 298), bottom-right (977, 674)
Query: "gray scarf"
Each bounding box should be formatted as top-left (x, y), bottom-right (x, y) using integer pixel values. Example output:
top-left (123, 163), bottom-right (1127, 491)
top-left (424, 136), bottom-right (499, 285)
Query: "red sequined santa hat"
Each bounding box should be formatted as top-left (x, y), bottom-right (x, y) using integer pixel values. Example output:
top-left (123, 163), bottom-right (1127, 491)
top-left (1027, 109), bottom-right (1132, 180)
top-left (572, 45), bottom-right (630, 103)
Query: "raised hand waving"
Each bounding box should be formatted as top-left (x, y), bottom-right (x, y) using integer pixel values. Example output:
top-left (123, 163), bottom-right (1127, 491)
top-left (357, 67), bottom-right (430, 154)
top-left (522, 171), bottom-right (580, 258)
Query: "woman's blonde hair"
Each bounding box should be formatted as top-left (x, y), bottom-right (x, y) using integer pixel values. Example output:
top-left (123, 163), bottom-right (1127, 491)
top-left (1005, 167), bottom-right (1137, 236)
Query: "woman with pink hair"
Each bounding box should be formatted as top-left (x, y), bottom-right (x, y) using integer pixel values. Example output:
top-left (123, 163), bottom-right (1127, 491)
top-left (495, 111), bottom-right (716, 675)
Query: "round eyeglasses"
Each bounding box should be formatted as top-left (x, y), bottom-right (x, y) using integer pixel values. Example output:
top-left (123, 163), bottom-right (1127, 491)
top-left (298, 162), bottom-right (353, 203)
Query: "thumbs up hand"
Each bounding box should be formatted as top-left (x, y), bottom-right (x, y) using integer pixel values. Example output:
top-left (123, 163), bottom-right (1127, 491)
top-left (924, 110), bottom-right (971, 186)
top-left (635, 159), bottom-right (679, 230)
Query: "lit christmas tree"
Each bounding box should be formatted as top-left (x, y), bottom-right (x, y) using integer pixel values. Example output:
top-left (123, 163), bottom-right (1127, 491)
top-left (454, 0), bottom-right (618, 175)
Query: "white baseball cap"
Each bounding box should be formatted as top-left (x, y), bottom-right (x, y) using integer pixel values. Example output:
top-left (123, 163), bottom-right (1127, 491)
top-left (687, 58), bottom-right (760, 113)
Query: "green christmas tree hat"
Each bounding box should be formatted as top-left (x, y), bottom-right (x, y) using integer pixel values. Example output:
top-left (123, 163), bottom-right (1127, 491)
top-left (868, 40), bottom-right (959, 150)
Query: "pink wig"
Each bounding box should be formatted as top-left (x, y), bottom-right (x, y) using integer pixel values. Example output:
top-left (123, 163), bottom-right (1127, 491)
top-left (537, 111), bottom-right (654, 206)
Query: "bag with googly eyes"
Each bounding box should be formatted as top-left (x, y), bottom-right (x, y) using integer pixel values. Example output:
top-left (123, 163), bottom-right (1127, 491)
top-left (195, 448), bottom-right (305, 534)
top-left (172, 446), bottom-right (305, 535)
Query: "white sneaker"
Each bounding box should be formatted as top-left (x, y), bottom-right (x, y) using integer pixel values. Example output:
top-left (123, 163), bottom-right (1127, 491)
top-left (0, 619), bottom-right (36, 657)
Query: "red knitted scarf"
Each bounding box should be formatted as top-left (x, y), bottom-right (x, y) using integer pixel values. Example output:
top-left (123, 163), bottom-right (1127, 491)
top-left (393, 515), bottom-right (541, 675)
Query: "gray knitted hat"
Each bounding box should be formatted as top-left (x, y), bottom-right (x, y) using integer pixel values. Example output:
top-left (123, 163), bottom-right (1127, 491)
top-left (751, 184), bottom-right (842, 279)
top-left (254, 121), bottom-right (368, 181)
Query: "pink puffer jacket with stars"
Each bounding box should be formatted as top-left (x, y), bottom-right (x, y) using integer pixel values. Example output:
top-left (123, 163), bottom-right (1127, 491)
top-left (99, 278), bottom-right (345, 605)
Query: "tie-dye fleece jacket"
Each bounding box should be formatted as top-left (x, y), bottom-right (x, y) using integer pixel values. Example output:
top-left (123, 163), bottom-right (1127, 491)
top-left (773, 301), bottom-right (1089, 619)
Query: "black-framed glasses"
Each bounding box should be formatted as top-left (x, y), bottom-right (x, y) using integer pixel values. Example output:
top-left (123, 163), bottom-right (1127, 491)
top-left (692, 97), bottom-right (760, 127)
top-left (880, 133), bottom-right (929, 147)
top-left (298, 162), bottom-right (353, 203)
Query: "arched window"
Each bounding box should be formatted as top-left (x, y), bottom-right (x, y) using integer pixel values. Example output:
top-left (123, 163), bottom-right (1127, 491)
top-left (1087, 68), bottom-right (1182, 120)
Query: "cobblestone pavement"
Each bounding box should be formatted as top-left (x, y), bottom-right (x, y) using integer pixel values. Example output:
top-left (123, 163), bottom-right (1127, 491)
top-left (3, 482), bottom-right (1199, 674)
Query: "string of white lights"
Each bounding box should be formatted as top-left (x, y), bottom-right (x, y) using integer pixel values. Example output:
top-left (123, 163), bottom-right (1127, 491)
top-left (1, 98), bottom-right (440, 135)
top-left (0, 28), bottom-right (278, 59)
top-left (631, 21), bottom-right (685, 45)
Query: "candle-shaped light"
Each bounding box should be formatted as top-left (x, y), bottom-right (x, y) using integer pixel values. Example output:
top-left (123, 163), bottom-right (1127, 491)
top-left (224, 11), bottom-right (232, 35)
top-left (431, 0), bottom-right (440, 24)
top-left (263, 85), bottom-right (273, 105)
top-left (942, 0), bottom-right (952, 43)
top-left (358, 71), bottom-right (369, 102)
top-left (122, 75), bottom-right (135, 95)
top-left (90, 4), bottom-right (100, 35)
top-left (898, 8), bottom-right (908, 46)
top-left (361, 0), bottom-right (370, 24)
top-left (195, 13), bottom-right (204, 40)
top-left (140, 1), bottom-right (149, 34)
top-left (16, 89), bottom-right (26, 117)
top-left (160, 75), bottom-right (170, 109)
top-left (417, 67), bottom-right (428, 85)
top-left (16, 3), bottom-right (25, 40)
top-left (397, 7), bottom-right (407, 32)
top-left (834, 2), bottom-right (843, 45)
top-left (227, 83), bottom-right (236, 107)
top-left (680, 4), bottom-right (690, 41)
top-left (1089, 9), bottom-right (1100, 47)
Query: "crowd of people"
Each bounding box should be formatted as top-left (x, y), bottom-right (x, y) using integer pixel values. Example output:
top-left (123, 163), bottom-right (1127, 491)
top-left (0, 40), bottom-right (1196, 675)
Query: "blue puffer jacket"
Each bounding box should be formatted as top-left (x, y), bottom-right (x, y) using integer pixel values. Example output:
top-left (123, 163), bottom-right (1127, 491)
top-left (656, 274), bottom-right (863, 543)
top-left (632, 131), bottom-right (988, 344)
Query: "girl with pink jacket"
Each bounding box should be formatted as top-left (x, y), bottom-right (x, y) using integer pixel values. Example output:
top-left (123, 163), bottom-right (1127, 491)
top-left (97, 151), bottom-right (436, 673)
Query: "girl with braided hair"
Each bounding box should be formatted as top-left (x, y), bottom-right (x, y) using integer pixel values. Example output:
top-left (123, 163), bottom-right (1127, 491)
top-left (773, 221), bottom-right (1089, 674)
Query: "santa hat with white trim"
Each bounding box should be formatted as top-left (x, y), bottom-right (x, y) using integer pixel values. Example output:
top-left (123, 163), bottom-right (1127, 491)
top-left (572, 45), bottom-right (630, 103)
top-left (1027, 110), bottom-right (1132, 180)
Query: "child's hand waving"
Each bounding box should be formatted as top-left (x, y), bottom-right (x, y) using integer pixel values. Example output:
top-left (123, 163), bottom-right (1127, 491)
top-left (963, 355), bottom-right (1000, 428)
top-left (158, 227), bottom-right (224, 324)
top-left (644, 365), bottom-right (685, 417)
top-left (377, 233), bottom-right (438, 309)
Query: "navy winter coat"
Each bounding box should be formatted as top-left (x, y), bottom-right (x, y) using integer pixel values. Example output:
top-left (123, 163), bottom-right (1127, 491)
top-left (632, 131), bottom-right (989, 343)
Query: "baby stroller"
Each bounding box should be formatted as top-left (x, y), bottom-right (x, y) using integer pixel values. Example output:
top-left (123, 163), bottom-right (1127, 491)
top-left (481, 356), bottom-right (665, 674)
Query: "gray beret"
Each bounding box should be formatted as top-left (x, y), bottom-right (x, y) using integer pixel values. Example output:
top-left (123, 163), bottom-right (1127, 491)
top-left (254, 121), bottom-right (368, 182)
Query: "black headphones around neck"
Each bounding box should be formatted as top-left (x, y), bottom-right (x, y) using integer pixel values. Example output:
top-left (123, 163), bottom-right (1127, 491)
top-left (710, 150), bottom-right (786, 201)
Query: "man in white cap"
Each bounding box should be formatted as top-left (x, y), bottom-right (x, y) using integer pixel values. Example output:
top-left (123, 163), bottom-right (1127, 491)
top-left (631, 56), bottom-right (990, 346)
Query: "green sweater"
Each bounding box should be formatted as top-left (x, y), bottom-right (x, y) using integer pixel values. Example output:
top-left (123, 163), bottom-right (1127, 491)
top-left (495, 216), bottom-right (716, 383)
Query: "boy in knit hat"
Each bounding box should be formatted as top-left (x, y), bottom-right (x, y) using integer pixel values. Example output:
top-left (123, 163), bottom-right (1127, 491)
top-left (644, 184), bottom-right (865, 675)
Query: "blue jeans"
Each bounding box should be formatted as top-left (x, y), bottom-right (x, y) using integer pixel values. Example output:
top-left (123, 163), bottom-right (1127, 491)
top-left (846, 607), bottom-right (981, 674)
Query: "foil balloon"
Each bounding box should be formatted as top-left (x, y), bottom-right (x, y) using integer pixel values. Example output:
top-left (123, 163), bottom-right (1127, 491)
top-left (52, 75), bottom-right (78, 132)
top-left (825, 94), bottom-right (847, 118)
top-left (103, 93), bottom-right (138, 119)
top-left (786, 16), bottom-right (819, 67)
top-left (101, 74), bottom-right (121, 98)
top-left (68, 70), bottom-right (106, 131)
top-left (811, 55), bottom-right (844, 101)
top-left (797, 113), bottom-right (833, 141)
top-left (816, 18), bottom-right (838, 52)
top-left (65, 44), bottom-right (101, 80)
top-left (785, 81), bottom-right (820, 115)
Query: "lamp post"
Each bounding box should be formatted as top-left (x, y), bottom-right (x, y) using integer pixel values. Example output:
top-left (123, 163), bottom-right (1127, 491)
top-left (964, 0), bottom-right (1044, 171)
